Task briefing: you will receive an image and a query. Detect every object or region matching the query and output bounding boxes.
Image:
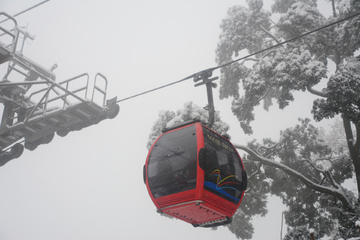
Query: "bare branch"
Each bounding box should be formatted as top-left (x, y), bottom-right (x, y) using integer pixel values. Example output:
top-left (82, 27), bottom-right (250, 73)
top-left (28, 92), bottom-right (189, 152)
top-left (257, 143), bottom-right (277, 153)
top-left (239, 58), bottom-right (258, 66)
top-left (257, 87), bottom-right (271, 103)
top-left (258, 24), bottom-right (281, 44)
top-left (261, 49), bottom-right (278, 58)
top-left (319, 176), bottom-right (325, 185)
top-left (324, 170), bottom-right (341, 189)
top-left (304, 155), bottom-right (343, 189)
top-left (331, 0), bottom-right (337, 17)
top-left (248, 163), bottom-right (262, 181)
top-left (343, 117), bottom-right (360, 194)
top-left (234, 143), bottom-right (354, 210)
top-left (356, 124), bottom-right (360, 154)
top-left (306, 85), bottom-right (327, 97)
top-left (344, 117), bottom-right (356, 151)
top-left (301, 159), bottom-right (325, 173)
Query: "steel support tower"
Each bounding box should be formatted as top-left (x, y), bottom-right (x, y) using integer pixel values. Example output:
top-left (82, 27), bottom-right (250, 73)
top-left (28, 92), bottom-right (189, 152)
top-left (0, 12), bottom-right (119, 167)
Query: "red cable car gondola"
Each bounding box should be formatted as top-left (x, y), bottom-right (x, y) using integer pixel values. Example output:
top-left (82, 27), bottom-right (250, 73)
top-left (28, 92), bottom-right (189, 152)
top-left (144, 120), bottom-right (247, 227)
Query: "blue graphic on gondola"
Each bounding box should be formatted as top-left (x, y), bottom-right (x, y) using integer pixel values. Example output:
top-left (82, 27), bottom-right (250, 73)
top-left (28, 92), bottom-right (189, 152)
top-left (204, 169), bottom-right (240, 202)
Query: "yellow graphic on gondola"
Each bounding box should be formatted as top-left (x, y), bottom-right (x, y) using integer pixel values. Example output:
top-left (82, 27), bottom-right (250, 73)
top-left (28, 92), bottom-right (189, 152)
top-left (209, 169), bottom-right (238, 190)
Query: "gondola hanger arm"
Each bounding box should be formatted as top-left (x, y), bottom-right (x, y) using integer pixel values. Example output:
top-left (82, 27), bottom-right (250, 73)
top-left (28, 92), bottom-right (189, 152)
top-left (193, 69), bottom-right (218, 128)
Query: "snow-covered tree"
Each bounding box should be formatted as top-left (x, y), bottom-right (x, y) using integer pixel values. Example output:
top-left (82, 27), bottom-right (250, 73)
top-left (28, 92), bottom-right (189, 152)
top-left (214, 0), bottom-right (360, 239)
top-left (238, 118), bottom-right (356, 239)
top-left (146, 101), bottom-right (230, 149)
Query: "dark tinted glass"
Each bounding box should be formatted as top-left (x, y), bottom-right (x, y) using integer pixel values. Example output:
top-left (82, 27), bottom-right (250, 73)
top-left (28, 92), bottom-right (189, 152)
top-left (203, 127), bottom-right (243, 203)
top-left (148, 124), bottom-right (197, 198)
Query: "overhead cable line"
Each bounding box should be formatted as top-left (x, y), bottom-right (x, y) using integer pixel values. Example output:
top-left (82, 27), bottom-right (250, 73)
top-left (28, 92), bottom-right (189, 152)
top-left (218, 11), bottom-right (360, 70)
top-left (116, 73), bottom-right (196, 103)
top-left (115, 11), bottom-right (360, 103)
top-left (0, 0), bottom-right (50, 24)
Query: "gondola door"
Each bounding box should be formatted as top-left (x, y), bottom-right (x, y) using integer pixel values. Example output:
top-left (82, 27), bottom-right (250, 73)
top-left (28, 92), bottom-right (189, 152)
top-left (198, 125), bottom-right (247, 226)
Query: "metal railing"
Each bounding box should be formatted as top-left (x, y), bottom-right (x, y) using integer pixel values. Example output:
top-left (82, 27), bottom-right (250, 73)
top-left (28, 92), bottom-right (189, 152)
top-left (28, 73), bottom-right (90, 113)
top-left (92, 73), bottom-right (108, 107)
top-left (25, 72), bottom-right (108, 121)
top-left (0, 12), bottom-right (19, 54)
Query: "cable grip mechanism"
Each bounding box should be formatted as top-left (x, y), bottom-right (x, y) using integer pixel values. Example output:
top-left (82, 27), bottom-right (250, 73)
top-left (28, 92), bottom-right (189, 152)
top-left (193, 70), bottom-right (219, 128)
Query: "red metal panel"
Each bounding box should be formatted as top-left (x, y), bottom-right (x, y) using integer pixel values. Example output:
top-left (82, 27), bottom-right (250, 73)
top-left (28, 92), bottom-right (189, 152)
top-left (202, 190), bottom-right (239, 216)
top-left (161, 202), bottom-right (226, 225)
top-left (155, 189), bottom-right (197, 209)
top-left (194, 122), bottom-right (205, 200)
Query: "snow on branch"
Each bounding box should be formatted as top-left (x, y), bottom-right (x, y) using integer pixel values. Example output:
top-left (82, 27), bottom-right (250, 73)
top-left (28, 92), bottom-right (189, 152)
top-left (356, 220), bottom-right (360, 234)
top-left (301, 158), bottom-right (325, 173)
top-left (257, 143), bottom-right (277, 157)
top-left (233, 143), bottom-right (354, 210)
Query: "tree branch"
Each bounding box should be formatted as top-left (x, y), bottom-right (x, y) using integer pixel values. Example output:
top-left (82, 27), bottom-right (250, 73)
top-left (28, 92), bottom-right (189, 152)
top-left (343, 117), bottom-right (360, 194)
top-left (356, 124), bottom-right (360, 155)
top-left (319, 176), bottom-right (325, 185)
top-left (248, 163), bottom-right (262, 182)
top-left (234, 143), bottom-right (354, 210)
top-left (302, 158), bottom-right (342, 188)
top-left (257, 144), bottom-right (277, 154)
top-left (343, 117), bottom-right (356, 153)
top-left (302, 159), bottom-right (324, 173)
top-left (331, 0), bottom-right (337, 17)
top-left (239, 58), bottom-right (259, 66)
top-left (257, 87), bottom-right (271, 103)
top-left (258, 24), bottom-right (281, 44)
top-left (261, 50), bottom-right (278, 58)
top-left (306, 84), bottom-right (327, 97)
top-left (324, 170), bottom-right (341, 189)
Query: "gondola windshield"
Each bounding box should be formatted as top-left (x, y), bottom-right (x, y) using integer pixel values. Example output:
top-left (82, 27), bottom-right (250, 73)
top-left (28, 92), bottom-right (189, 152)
top-left (147, 124), bottom-right (198, 198)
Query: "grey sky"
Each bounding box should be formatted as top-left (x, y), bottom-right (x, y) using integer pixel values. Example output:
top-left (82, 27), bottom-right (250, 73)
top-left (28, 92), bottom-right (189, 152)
top-left (0, 1), bottom-right (334, 239)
